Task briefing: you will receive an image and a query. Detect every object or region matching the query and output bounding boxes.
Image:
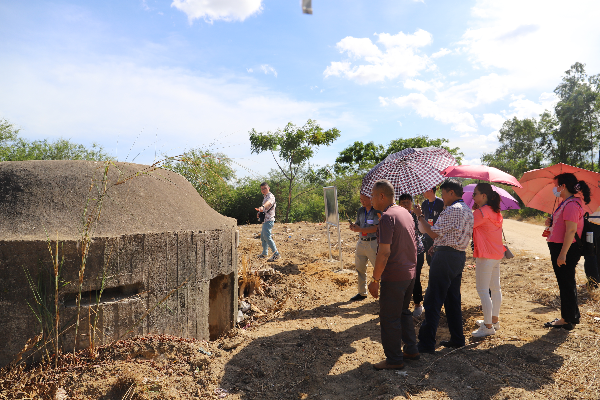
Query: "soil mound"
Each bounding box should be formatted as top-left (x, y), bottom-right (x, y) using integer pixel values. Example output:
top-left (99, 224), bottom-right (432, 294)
top-left (0, 160), bottom-right (235, 240)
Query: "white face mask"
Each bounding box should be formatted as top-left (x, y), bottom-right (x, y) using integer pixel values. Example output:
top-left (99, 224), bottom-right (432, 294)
top-left (553, 186), bottom-right (562, 197)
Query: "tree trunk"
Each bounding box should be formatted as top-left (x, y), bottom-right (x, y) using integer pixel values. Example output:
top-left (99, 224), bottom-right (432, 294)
top-left (285, 165), bottom-right (293, 223)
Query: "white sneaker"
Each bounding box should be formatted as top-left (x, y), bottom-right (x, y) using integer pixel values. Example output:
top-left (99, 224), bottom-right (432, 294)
top-left (413, 305), bottom-right (424, 317)
top-left (476, 320), bottom-right (500, 331)
top-left (472, 325), bottom-right (496, 338)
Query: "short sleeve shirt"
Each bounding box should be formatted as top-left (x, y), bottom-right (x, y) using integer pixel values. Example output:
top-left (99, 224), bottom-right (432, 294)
top-left (262, 192), bottom-right (276, 222)
top-left (355, 206), bottom-right (380, 239)
top-left (548, 197), bottom-right (584, 244)
top-left (377, 205), bottom-right (417, 282)
top-left (431, 200), bottom-right (474, 251)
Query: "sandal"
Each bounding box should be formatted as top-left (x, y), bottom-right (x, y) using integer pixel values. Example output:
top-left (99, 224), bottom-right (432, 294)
top-left (544, 318), bottom-right (566, 328)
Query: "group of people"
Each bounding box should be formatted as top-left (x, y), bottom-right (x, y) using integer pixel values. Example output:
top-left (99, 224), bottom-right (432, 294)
top-left (347, 173), bottom-right (593, 370)
top-left (254, 174), bottom-right (594, 370)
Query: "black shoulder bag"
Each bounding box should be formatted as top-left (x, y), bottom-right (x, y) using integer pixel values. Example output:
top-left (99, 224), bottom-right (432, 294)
top-left (259, 202), bottom-right (275, 223)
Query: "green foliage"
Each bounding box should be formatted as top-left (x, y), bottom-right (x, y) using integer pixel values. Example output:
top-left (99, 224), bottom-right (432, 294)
top-left (482, 62), bottom-right (600, 177)
top-left (0, 118), bottom-right (113, 162)
top-left (481, 117), bottom-right (546, 178)
top-left (334, 135), bottom-right (464, 174)
top-left (162, 149), bottom-right (235, 214)
top-left (249, 119), bottom-right (341, 222)
top-left (220, 177), bottom-right (264, 225)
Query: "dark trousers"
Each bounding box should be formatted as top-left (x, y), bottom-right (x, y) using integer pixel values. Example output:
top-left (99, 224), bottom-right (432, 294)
top-left (548, 242), bottom-right (581, 324)
top-left (584, 254), bottom-right (600, 288)
top-left (379, 279), bottom-right (417, 364)
top-left (418, 248), bottom-right (466, 352)
top-left (412, 252), bottom-right (425, 304)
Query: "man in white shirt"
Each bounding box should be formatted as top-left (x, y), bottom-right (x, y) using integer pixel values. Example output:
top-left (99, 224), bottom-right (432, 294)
top-left (255, 183), bottom-right (280, 261)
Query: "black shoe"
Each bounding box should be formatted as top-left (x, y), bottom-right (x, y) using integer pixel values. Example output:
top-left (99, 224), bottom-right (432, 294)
top-left (349, 294), bottom-right (367, 302)
top-left (417, 346), bottom-right (435, 354)
top-left (439, 340), bottom-right (463, 348)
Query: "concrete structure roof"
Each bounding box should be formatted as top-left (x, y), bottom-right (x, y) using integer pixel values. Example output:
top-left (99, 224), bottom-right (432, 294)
top-left (0, 160), bottom-right (236, 240)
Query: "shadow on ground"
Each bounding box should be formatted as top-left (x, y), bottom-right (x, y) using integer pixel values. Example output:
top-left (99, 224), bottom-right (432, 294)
top-left (220, 301), bottom-right (570, 399)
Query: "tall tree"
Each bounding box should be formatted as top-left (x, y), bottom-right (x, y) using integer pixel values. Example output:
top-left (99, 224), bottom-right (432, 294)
top-left (249, 119), bottom-right (340, 222)
top-left (552, 62), bottom-right (600, 168)
top-left (334, 135), bottom-right (463, 174)
top-left (481, 117), bottom-right (546, 178)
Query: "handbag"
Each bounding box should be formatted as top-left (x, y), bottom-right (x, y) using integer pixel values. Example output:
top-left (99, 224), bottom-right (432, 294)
top-left (502, 229), bottom-right (514, 259)
top-left (258, 203), bottom-right (275, 223)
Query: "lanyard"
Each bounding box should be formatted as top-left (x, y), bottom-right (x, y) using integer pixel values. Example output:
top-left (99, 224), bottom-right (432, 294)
top-left (552, 196), bottom-right (575, 218)
top-left (427, 200), bottom-right (434, 218)
top-left (364, 207), bottom-right (370, 222)
top-left (450, 199), bottom-right (464, 207)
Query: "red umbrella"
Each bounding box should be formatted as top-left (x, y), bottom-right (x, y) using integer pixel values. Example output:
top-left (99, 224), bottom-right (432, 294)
top-left (360, 147), bottom-right (457, 198)
top-left (442, 165), bottom-right (522, 188)
top-left (514, 163), bottom-right (600, 214)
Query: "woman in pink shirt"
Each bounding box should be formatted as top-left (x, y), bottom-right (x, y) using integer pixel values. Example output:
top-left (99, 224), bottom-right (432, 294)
top-left (471, 183), bottom-right (505, 338)
top-left (543, 173), bottom-right (591, 330)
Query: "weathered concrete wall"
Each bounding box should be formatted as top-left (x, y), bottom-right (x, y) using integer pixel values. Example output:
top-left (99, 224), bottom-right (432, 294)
top-left (0, 228), bottom-right (237, 366)
top-left (0, 160), bottom-right (239, 367)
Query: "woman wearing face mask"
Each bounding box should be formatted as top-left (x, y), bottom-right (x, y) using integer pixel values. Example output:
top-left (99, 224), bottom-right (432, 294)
top-left (544, 173), bottom-right (591, 330)
top-left (471, 183), bottom-right (505, 337)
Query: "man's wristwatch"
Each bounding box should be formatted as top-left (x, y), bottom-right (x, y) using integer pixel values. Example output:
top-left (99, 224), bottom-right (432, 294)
top-left (372, 277), bottom-right (380, 283)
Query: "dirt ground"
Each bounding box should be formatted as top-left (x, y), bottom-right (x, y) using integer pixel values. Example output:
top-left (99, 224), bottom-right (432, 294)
top-left (2, 219), bottom-right (600, 400)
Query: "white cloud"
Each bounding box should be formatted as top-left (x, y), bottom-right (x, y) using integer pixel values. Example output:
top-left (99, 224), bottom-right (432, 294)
top-left (460, 0), bottom-right (600, 91)
top-left (403, 78), bottom-right (443, 92)
top-left (0, 59), bottom-right (334, 167)
top-left (384, 92), bottom-right (478, 132)
top-left (431, 48), bottom-right (451, 58)
top-left (323, 29), bottom-right (434, 84)
top-left (259, 64), bottom-right (277, 78)
top-left (246, 68), bottom-right (253, 73)
top-left (481, 113), bottom-right (505, 130)
top-left (171, 0), bottom-right (263, 23)
top-left (385, 73), bottom-right (511, 133)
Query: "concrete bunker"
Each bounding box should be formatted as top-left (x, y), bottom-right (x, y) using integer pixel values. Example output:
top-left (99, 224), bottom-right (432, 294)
top-left (0, 160), bottom-right (238, 366)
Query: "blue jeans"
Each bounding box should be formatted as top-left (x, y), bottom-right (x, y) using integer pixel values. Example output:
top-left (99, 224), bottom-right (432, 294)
top-left (418, 248), bottom-right (466, 352)
top-left (261, 221), bottom-right (278, 255)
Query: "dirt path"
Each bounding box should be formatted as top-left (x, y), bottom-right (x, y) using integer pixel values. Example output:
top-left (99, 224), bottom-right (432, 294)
top-left (3, 220), bottom-right (600, 400)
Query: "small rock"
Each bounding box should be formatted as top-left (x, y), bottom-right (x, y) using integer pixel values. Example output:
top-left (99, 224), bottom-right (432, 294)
top-left (237, 310), bottom-right (245, 323)
top-left (240, 301), bottom-right (251, 312)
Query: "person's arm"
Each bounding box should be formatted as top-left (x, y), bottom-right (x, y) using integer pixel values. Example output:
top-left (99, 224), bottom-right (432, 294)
top-left (354, 226), bottom-right (378, 234)
top-left (414, 204), bottom-right (438, 239)
top-left (368, 243), bottom-right (390, 298)
top-left (558, 220), bottom-right (578, 266)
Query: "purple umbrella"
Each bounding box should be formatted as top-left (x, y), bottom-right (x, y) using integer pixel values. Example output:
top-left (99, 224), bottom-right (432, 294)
top-left (462, 184), bottom-right (520, 211)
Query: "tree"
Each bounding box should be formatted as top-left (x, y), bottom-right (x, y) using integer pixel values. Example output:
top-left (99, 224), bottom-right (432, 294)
top-left (162, 149), bottom-right (235, 214)
top-left (334, 135), bottom-right (463, 174)
top-left (481, 117), bottom-right (546, 178)
top-left (249, 119), bottom-right (341, 222)
top-left (0, 118), bottom-right (113, 162)
top-left (552, 62), bottom-right (600, 169)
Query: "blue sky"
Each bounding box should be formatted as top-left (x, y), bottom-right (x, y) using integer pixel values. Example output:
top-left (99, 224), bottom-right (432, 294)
top-left (1, 0), bottom-right (599, 177)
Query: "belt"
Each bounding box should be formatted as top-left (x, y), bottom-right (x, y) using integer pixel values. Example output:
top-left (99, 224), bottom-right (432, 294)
top-left (360, 237), bottom-right (377, 241)
top-left (435, 246), bottom-right (465, 253)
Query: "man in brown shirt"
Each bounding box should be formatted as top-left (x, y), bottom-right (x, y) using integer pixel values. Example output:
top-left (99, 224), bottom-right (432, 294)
top-left (368, 179), bottom-right (419, 370)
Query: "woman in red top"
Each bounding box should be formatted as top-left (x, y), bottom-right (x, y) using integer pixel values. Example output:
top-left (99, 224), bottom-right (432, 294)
top-left (471, 183), bottom-right (505, 338)
top-left (544, 173), bottom-right (591, 330)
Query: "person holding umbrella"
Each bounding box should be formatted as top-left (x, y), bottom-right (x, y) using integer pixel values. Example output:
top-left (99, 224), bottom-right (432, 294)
top-left (470, 183), bottom-right (505, 337)
top-left (544, 173), bottom-right (591, 330)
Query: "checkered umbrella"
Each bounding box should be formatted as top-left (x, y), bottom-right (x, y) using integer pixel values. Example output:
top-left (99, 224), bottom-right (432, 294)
top-left (360, 147), bottom-right (457, 198)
